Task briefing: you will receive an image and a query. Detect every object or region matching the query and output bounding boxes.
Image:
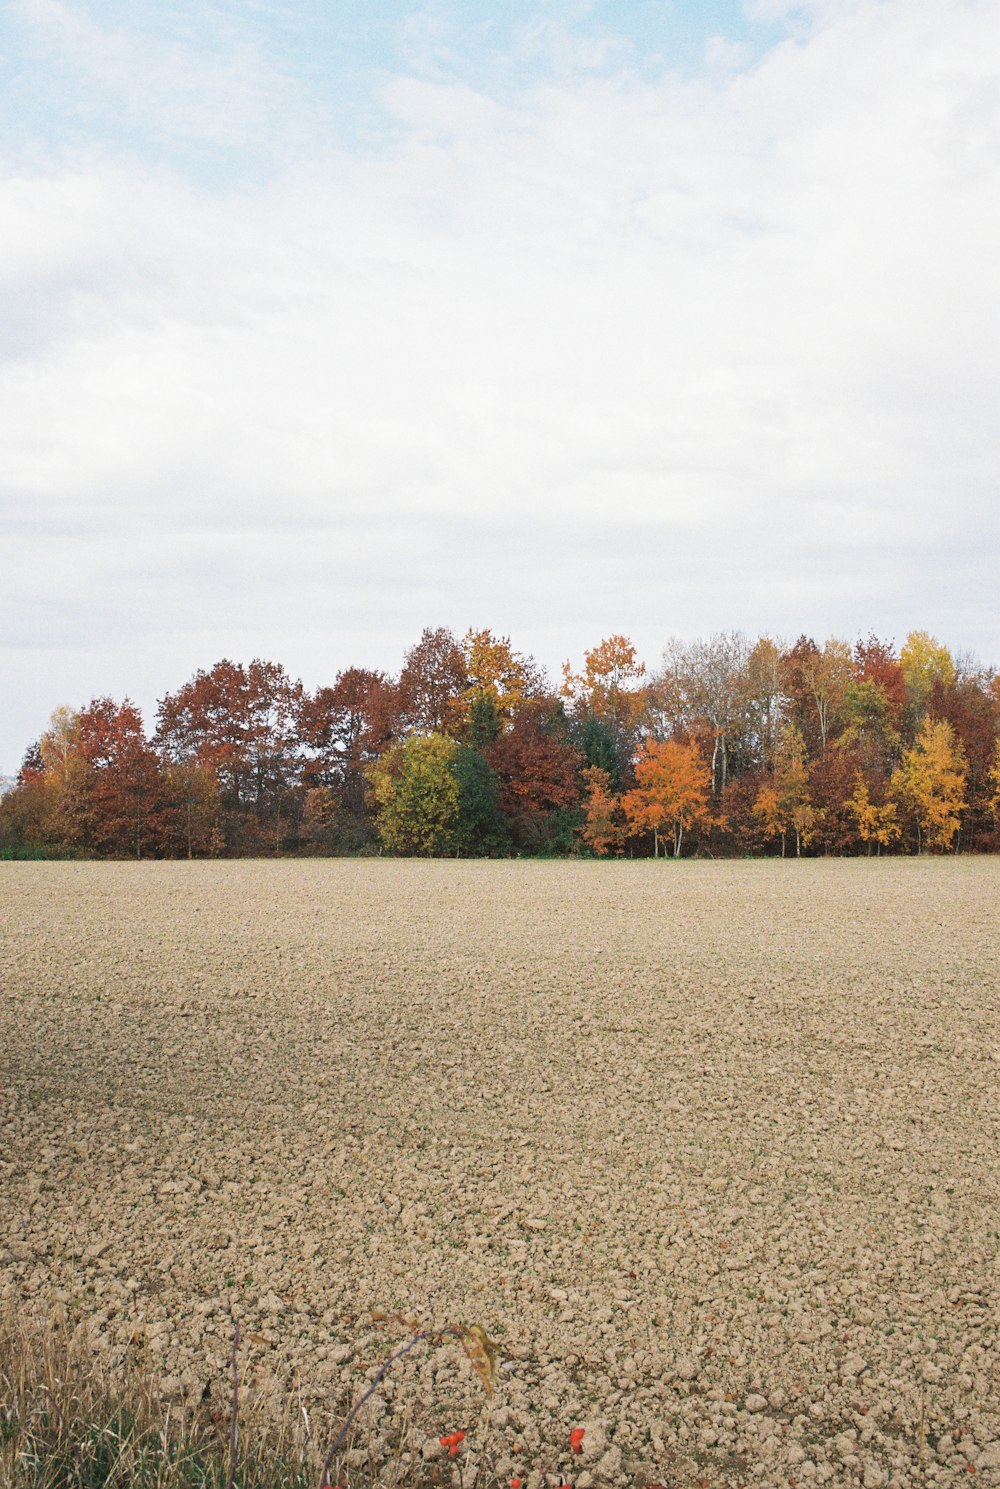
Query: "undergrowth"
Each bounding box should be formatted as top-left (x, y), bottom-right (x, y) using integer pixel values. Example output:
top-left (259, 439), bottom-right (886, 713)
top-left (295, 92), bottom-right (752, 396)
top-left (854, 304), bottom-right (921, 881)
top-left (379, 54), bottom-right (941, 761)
top-left (0, 1310), bottom-right (508, 1489)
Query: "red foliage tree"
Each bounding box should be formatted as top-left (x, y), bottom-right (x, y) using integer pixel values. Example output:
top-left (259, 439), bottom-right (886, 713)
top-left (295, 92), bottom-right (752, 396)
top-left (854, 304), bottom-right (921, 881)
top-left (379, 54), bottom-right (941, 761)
top-left (396, 628), bottom-right (469, 736)
top-left (300, 667), bottom-right (395, 819)
top-left (486, 700), bottom-right (582, 849)
top-left (155, 659), bottom-right (303, 850)
top-left (74, 698), bottom-right (166, 857)
top-left (854, 636), bottom-right (907, 722)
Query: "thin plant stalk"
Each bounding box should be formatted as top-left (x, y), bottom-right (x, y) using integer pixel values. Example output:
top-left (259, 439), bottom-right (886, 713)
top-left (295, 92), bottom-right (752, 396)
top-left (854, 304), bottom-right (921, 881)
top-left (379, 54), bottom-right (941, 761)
top-left (317, 1326), bottom-right (464, 1489)
top-left (227, 1322), bottom-right (241, 1489)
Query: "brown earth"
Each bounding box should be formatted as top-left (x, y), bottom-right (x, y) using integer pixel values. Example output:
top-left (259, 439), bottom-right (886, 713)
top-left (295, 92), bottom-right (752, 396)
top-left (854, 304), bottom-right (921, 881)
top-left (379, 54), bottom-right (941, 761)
top-left (1, 859), bottom-right (999, 1488)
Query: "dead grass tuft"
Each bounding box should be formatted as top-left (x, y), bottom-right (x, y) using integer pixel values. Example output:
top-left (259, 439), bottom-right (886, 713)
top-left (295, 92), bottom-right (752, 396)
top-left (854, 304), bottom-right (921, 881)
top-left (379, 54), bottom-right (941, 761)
top-left (0, 1310), bottom-right (510, 1489)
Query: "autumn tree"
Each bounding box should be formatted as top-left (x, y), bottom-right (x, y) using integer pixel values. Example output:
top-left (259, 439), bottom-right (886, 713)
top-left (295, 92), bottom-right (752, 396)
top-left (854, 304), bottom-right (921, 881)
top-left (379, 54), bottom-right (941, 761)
top-left (486, 700), bottom-right (583, 852)
top-left (657, 633), bottom-right (751, 793)
top-left (783, 637), bottom-right (853, 755)
top-left (461, 631), bottom-right (543, 723)
top-left (155, 659), bottom-right (248, 814)
top-left (754, 723), bottom-right (814, 856)
top-left (580, 765), bottom-right (626, 856)
top-left (846, 774), bottom-right (900, 855)
top-left (988, 740), bottom-right (1000, 823)
top-left (161, 759), bottom-right (222, 858)
top-left (751, 786), bottom-right (784, 854)
top-left (900, 631), bottom-right (956, 729)
top-left (300, 785), bottom-right (351, 854)
top-left (837, 678), bottom-right (901, 772)
top-left (396, 627), bottom-right (469, 736)
top-left (36, 706), bottom-right (87, 847)
top-left (7, 699), bottom-right (167, 858)
top-left (928, 663), bottom-right (1000, 850)
top-left (562, 635), bottom-right (648, 773)
top-left (744, 636), bottom-right (785, 772)
top-left (299, 667), bottom-right (395, 830)
top-left (854, 636), bottom-right (907, 722)
top-left (623, 737), bottom-right (711, 858)
top-left (891, 717), bottom-right (967, 852)
top-left (155, 659), bottom-right (303, 850)
top-left (0, 714), bottom-right (84, 855)
top-left (369, 733), bottom-right (460, 855)
top-left (806, 746), bottom-right (866, 855)
top-left (73, 697), bottom-right (167, 858)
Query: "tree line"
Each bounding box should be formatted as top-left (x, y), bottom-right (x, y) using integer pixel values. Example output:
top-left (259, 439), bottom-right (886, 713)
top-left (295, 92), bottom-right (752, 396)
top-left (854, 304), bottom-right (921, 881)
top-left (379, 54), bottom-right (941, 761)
top-left (3, 627), bottom-right (999, 860)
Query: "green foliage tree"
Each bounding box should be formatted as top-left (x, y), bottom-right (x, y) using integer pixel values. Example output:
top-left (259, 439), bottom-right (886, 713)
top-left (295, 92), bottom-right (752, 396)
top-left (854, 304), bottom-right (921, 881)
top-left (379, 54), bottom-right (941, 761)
top-left (464, 692), bottom-right (503, 750)
top-left (451, 746), bottom-right (509, 856)
top-left (571, 714), bottom-right (628, 792)
top-left (369, 734), bottom-right (460, 856)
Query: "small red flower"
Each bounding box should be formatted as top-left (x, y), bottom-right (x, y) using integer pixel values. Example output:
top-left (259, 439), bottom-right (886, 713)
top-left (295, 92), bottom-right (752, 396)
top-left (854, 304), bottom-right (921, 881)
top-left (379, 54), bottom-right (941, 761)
top-left (511, 1479), bottom-right (522, 1488)
top-left (570, 1428), bottom-right (586, 1454)
top-left (439, 1431), bottom-right (465, 1457)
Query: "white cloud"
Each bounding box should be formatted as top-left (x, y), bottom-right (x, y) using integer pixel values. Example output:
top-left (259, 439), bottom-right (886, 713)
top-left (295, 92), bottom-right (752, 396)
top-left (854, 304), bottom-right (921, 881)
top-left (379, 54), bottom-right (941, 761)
top-left (2, 0), bottom-right (1000, 766)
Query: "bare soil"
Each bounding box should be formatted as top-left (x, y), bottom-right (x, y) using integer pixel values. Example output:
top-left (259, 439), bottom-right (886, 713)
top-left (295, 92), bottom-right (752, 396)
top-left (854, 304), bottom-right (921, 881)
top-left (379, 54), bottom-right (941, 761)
top-left (1, 860), bottom-right (999, 1488)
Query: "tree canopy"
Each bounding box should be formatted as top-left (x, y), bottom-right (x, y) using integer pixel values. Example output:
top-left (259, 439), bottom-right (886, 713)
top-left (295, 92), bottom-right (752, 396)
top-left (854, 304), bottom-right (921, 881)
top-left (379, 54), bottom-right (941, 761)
top-left (4, 626), bottom-right (997, 859)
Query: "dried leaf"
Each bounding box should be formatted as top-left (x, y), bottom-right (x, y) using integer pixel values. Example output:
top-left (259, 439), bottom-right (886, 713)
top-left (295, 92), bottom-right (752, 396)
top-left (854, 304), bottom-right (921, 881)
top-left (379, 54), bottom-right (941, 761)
top-left (461, 1323), bottom-right (499, 1397)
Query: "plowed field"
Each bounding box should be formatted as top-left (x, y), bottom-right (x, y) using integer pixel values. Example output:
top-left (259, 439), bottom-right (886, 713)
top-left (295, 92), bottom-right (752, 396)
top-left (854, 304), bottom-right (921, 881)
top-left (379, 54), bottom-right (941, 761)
top-left (2, 860), bottom-right (999, 1487)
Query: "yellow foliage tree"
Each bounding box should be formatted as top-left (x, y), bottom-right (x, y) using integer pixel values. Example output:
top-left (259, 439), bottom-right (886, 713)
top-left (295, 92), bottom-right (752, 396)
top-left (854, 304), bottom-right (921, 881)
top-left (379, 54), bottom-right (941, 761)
top-left (755, 722), bottom-right (816, 857)
top-left (989, 740), bottom-right (1000, 822)
top-left (461, 630), bottom-right (536, 720)
top-left (900, 631), bottom-right (956, 723)
top-left (36, 705), bottom-right (88, 846)
top-left (752, 785), bottom-right (784, 854)
top-left (890, 717), bottom-right (967, 852)
top-left (369, 734), bottom-right (460, 856)
top-left (801, 638), bottom-right (854, 753)
top-left (846, 773), bottom-right (900, 855)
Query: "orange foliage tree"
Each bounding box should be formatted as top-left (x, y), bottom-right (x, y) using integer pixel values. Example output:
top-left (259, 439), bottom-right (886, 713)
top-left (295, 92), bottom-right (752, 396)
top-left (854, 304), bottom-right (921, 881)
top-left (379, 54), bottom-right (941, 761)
top-left (623, 738), bottom-right (710, 858)
top-left (561, 634), bottom-right (648, 748)
top-left (580, 765), bottom-right (626, 856)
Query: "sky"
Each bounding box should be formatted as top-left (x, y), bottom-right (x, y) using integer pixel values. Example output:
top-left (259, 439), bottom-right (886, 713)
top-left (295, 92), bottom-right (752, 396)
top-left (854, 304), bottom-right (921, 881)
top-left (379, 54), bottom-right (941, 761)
top-left (2, 0), bottom-right (1000, 772)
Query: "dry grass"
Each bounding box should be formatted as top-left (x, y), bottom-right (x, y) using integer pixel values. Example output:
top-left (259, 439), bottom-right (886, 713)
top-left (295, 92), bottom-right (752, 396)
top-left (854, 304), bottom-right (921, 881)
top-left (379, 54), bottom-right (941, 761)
top-left (0, 1308), bottom-right (320, 1488)
top-left (0, 1309), bottom-right (512, 1489)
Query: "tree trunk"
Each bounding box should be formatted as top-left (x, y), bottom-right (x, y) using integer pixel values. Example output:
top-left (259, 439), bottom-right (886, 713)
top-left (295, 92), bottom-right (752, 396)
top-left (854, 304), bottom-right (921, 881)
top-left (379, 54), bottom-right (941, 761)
top-left (653, 828), bottom-right (659, 858)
